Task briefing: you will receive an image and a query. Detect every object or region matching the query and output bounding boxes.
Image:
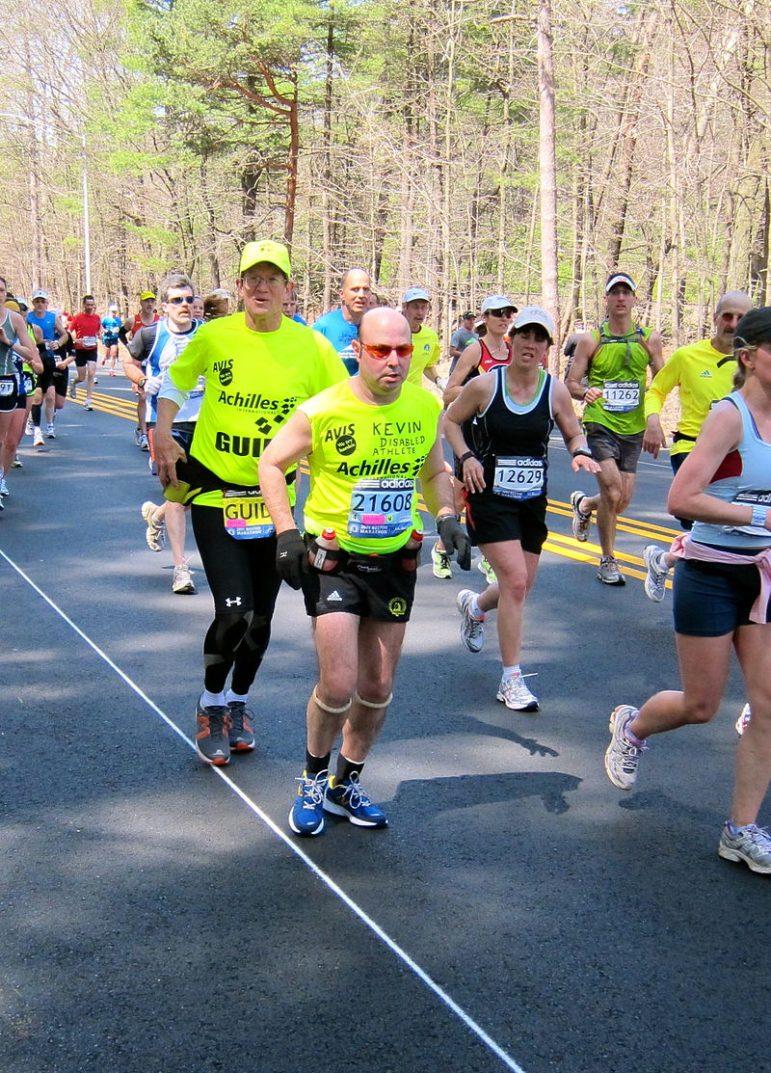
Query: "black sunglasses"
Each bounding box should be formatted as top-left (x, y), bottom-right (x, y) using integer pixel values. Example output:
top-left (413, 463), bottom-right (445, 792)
top-left (168, 295), bottom-right (194, 305)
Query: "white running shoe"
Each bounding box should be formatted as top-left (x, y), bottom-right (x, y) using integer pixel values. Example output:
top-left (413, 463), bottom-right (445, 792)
top-left (33, 428), bottom-right (45, 448)
top-left (605, 705), bottom-right (646, 790)
top-left (456, 589), bottom-right (485, 653)
top-left (141, 501), bottom-right (166, 552)
top-left (597, 555), bottom-right (625, 586)
top-left (68, 378), bottom-right (77, 399)
top-left (643, 545), bottom-right (669, 602)
top-left (570, 490), bottom-right (592, 541)
top-left (497, 673), bottom-right (539, 712)
top-left (140, 434), bottom-right (150, 451)
top-left (172, 561), bottom-right (196, 595)
top-left (85, 400), bottom-right (93, 411)
top-left (718, 822), bottom-right (771, 875)
top-left (0, 478), bottom-right (9, 497)
top-left (11, 457), bottom-right (22, 468)
top-left (735, 703), bottom-right (751, 736)
top-left (25, 417), bottom-right (34, 436)
top-left (45, 423), bottom-right (56, 439)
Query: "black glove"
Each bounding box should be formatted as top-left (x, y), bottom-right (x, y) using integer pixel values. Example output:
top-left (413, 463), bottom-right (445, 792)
top-left (275, 528), bottom-right (308, 590)
top-left (437, 515), bottom-right (471, 571)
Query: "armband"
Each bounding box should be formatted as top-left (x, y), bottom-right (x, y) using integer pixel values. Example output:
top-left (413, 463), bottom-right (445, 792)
top-left (751, 504), bottom-right (768, 529)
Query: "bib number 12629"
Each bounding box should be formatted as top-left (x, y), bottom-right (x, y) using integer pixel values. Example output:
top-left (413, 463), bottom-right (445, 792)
top-left (493, 456), bottom-right (545, 501)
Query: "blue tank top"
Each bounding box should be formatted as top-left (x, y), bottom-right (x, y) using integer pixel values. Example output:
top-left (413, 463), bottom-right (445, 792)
top-left (691, 392), bottom-right (771, 550)
top-left (27, 309), bottom-right (57, 342)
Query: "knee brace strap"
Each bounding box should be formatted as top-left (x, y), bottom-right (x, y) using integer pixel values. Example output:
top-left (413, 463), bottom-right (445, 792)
top-left (355, 691), bottom-right (393, 709)
top-left (312, 686), bottom-right (352, 716)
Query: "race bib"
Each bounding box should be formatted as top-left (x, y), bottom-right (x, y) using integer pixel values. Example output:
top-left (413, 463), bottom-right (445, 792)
top-left (222, 490), bottom-right (275, 540)
top-left (82, 335), bottom-right (98, 348)
top-left (348, 478), bottom-right (414, 538)
top-left (603, 380), bottom-right (640, 412)
top-left (493, 456), bottom-right (545, 501)
top-left (0, 378), bottom-right (15, 397)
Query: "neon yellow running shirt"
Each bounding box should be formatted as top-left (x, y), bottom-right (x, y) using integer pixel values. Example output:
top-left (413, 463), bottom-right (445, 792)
top-left (583, 322), bottom-right (653, 435)
top-left (299, 379), bottom-right (442, 554)
top-left (168, 314), bottom-right (347, 507)
top-left (405, 324), bottom-right (440, 386)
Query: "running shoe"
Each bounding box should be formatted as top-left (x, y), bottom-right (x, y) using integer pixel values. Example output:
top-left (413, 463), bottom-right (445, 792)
top-left (497, 673), bottom-right (539, 712)
top-left (140, 434), bottom-right (150, 452)
top-left (456, 589), bottom-right (485, 653)
top-left (11, 457), bottom-right (22, 468)
top-left (643, 545), bottom-right (669, 602)
top-left (289, 770), bottom-right (329, 836)
top-left (45, 423), bottom-right (56, 439)
top-left (735, 703), bottom-right (751, 736)
top-left (431, 544), bottom-right (453, 580)
top-left (172, 561), bottom-right (196, 594)
top-left (33, 428), bottom-right (44, 448)
top-left (141, 501), bottom-right (166, 552)
top-left (68, 378), bottom-right (77, 399)
top-left (718, 822), bottom-right (771, 875)
top-left (0, 496), bottom-right (4, 512)
top-left (195, 700), bottom-right (231, 767)
top-left (477, 557), bottom-right (497, 585)
top-left (570, 490), bottom-right (592, 541)
top-left (134, 426), bottom-right (143, 448)
top-left (0, 478), bottom-right (8, 498)
top-left (324, 772), bottom-right (388, 828)
top-left (597, 555), bottom-right (625, 586)
top-left (605, 705), bottom-right (646, 790)
top-left (84, 400), bottom-right (93, 411)
top-left (93, 376), bottom-right (99, 384)
top-left (227, 701), bottom-right (256, 752)
top-left (25, 417), bottom-right (33, 436)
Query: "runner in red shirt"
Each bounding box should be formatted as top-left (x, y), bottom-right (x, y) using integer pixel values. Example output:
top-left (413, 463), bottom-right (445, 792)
top-left (64, 295), bottom-right (102, 410)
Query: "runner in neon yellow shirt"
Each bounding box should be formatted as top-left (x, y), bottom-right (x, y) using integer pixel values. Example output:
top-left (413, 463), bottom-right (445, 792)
top-left (259, 307), bottom-right (470, 837)
top-left (154, 239), bottom-right (346, 768)
top-left (640, 290), bottom-right (753, 605)
top-left (566, 271), bottom-right (664, 585)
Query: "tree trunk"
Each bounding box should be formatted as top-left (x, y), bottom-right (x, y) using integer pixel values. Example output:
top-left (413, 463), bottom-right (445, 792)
top-left (537, 0), bottom-right (560, 359)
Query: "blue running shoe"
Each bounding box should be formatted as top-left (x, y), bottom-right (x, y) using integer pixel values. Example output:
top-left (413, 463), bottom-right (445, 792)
top-left (288, 770), bottom-right (328, 836)
top-left (324, 772), bottom-right (388, 828)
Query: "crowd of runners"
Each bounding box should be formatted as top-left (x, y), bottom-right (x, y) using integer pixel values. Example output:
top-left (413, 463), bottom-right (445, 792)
top-left (1, 248), bottom-right (769, 876)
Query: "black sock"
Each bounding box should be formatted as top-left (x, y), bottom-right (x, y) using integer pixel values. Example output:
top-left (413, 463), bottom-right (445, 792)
top-left (31, 404), bottom-right (42, 426)
top-left (305, 750), bottom-right (330, 776)
top-left (336, 754), bottom-right (365, 783)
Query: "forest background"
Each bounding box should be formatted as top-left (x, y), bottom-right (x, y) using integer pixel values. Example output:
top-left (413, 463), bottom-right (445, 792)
top-left (1, 0), bottom-right (768, 353)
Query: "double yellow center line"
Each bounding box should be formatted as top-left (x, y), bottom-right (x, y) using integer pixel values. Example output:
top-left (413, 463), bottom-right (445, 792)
top-left (79, 390), bottom-right (678, 588)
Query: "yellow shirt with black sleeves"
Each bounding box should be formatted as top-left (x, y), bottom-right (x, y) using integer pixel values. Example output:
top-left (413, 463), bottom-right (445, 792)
top-left (167, 314), bottom-right (347, 507)
top-left (299, 379), bottom-right (442, 554)
top-left (644, 338), bottom-right (737, 457)
top-left (405, 324), bottom-right (440, 386)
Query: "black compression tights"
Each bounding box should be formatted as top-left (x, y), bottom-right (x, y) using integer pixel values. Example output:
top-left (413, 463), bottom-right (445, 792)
top-left (191, 504), bottom-right (282, 695)
top-left (203, 611), bottom-right (273, 694)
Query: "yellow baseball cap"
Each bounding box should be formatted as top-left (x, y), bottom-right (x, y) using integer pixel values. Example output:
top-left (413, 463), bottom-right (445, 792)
top-left (139, 290), bottom-right (156, 301)
top-left (239, 240), bottom-right (291, 279)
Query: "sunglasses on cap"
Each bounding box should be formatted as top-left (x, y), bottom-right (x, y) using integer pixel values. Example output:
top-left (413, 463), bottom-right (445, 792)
top-left (362, 343), bottom-right (414, 359)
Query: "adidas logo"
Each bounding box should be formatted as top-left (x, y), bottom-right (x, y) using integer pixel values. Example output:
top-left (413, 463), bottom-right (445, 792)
top-left (326, 590), bottom-right (343, 603)
top-left (699, 370), bottom-right (712, 377)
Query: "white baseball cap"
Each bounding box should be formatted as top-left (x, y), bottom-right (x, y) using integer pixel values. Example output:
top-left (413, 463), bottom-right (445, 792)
top-left (508, 305), bottom-right (555, 343)
top-left (605, 271), bottom-right (636, 294)
top-left (31, 289), bottom-right (49, 301)
top-left (481, 295), bottom-right (517, 314)
top-left (402, 286), bottom-right (431, 304)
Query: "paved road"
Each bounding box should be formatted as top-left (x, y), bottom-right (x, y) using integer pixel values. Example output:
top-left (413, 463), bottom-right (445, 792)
top-left (1, 382), bottom-right (767, 1073)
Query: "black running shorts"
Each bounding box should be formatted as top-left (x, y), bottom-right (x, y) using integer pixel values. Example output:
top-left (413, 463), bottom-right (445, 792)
top-left (303, 547), bottom-right (418, 622)
top-left (464, 491), bottom-right (548, 555)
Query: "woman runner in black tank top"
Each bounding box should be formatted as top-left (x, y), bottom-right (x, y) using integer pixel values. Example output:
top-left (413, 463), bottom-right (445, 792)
top-left (444, 307), bottom-right (600, 712)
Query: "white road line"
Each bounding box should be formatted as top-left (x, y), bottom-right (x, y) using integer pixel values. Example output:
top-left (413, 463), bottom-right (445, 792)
top-left (1, 546), bottom-right (528, 1073)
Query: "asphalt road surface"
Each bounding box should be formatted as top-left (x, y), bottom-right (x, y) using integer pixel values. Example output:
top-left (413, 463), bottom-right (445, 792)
top-left (1, 380), bottom-right (768, 1073)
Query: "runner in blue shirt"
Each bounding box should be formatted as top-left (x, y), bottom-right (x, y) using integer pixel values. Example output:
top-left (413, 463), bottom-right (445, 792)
top-left (312, 269), bottom-right (371, 374)
top-left (101, 304), bottom-right (122, 376)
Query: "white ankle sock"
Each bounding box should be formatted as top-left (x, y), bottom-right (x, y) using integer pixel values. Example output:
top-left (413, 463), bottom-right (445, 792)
top-left (201, 689), bottom-right (226, 708)
top-left (226, 689), bottom-right (249, 705)
top-left (502, 664), bottom-right (521, 680)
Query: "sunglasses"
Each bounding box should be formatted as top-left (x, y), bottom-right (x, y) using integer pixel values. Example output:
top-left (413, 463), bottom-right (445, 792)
top-left (488, 308), bottom-right (515, 317)
top-left (167, 295), bottom-right (194, 305)
top-left (363, 343), bottom-right (414, 359)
